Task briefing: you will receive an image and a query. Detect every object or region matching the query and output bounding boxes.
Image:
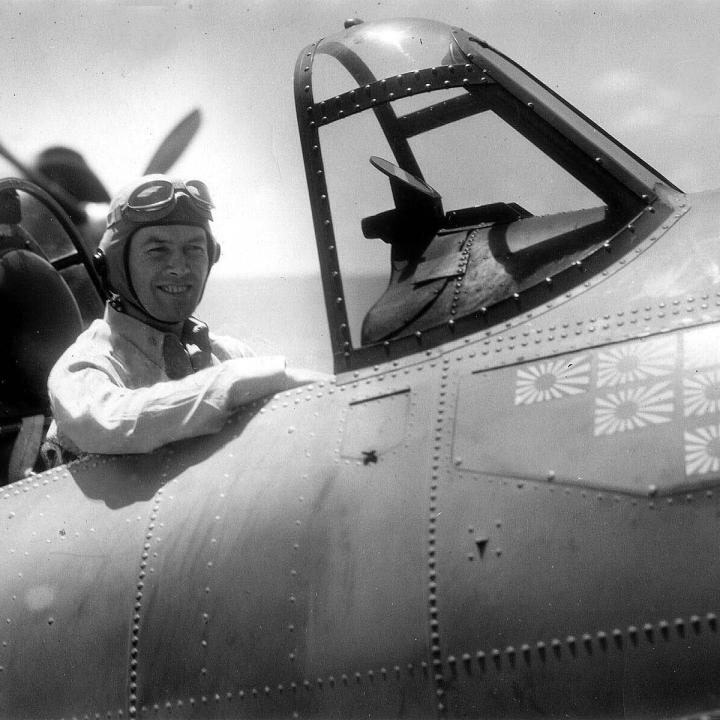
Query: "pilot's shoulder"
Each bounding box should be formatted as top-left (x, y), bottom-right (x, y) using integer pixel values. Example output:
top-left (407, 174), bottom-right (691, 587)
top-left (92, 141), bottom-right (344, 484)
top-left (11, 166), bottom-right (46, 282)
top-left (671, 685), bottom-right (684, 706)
top-left (209, 333), bottom-right (255, 361)
top-left (50, 318), bottom-right (112, 373)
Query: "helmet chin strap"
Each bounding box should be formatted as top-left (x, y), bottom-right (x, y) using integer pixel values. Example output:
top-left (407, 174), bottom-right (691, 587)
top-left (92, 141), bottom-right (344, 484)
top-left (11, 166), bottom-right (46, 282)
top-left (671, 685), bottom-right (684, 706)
top-left (114, 271), bottom-right (210, 330)
top-left (113, 293), bottom-right (185, 329)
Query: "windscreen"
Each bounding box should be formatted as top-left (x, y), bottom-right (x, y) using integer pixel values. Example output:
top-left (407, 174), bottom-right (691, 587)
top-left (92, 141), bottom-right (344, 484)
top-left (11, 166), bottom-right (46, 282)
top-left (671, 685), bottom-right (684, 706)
top-left (313, 18), bottom-right (461, 102)
top-left (301, 18), bottom-right (646, 367)
top-left (320, 88), bottom-right (606, 346)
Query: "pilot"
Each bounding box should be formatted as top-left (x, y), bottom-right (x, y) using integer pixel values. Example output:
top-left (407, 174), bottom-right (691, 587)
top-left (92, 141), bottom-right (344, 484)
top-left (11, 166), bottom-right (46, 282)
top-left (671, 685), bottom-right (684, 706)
top-left (44, 174), bottom-right (327, 459)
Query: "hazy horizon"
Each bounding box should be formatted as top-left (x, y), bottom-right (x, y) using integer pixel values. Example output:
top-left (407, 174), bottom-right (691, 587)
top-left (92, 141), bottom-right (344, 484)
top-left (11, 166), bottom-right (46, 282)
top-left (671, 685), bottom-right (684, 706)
top-left (198, 272), bottom-right (389, 373)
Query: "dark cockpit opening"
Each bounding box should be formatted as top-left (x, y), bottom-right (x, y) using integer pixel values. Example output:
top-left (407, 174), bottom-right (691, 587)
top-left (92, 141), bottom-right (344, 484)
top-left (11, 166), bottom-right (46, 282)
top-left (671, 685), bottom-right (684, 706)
top-left (0, 180), bottom-right (104, 485)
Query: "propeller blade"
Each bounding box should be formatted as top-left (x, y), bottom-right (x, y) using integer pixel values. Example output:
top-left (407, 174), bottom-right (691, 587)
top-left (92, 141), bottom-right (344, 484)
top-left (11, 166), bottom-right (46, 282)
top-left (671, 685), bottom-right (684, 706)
top-left (34, 146), bottom-right (111, 203)
top-left (142, 108), bottom-right (202, 175)
top-left (0, 138), bottom-right (87, 223)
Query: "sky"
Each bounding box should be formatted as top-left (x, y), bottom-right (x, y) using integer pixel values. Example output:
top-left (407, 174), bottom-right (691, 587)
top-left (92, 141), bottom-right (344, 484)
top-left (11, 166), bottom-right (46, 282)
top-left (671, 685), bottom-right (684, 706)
top-left (2, 0), bottom-right (720, 368)
top-left (2, 0), bottom-right (720, 276)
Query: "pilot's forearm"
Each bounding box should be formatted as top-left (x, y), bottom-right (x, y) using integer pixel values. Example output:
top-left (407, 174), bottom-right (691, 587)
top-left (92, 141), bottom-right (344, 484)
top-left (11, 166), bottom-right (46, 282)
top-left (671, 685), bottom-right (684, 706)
top-left (49, 357), bottom-right (289, 455)
top-left (221, 356), bottom-right (288, 407)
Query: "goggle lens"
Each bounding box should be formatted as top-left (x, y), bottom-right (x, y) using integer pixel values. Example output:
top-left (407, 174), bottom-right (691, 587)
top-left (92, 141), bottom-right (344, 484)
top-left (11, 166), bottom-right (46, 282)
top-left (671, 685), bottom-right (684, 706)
top-left (128, 180), bottom-right (174, 211)
top-left (185, 180), bottom-right (214, 208)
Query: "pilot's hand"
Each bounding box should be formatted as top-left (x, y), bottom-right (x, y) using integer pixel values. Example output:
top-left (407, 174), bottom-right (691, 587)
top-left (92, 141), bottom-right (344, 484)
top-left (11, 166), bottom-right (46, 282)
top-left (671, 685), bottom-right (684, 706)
top-left (284, 367), bottom-right (334, 390)
top-left (223, 358), bottom-right (333, 409)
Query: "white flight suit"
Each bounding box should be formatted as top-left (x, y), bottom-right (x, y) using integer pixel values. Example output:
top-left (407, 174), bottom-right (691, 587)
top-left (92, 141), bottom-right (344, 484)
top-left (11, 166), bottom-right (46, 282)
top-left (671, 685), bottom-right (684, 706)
top-left (46, 305), bottom-right (287, 455)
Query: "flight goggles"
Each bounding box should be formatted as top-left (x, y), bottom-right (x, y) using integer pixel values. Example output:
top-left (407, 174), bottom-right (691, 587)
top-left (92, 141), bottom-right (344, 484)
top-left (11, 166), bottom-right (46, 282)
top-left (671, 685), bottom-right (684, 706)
top-left (107, 178), bottom-right (214, 227)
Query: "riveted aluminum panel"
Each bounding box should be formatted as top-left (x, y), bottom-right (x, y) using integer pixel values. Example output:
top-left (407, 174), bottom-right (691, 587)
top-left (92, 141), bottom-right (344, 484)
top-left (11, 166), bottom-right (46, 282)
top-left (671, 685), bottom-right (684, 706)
top-left (432, 470), bottom-right (720, 717)
top-left (453, 324), bottom-right (720, 496)
top-left (130, 377), bottom-right (439, 718)
top-left (0, 454), bottom-right (168, 719)
top-left (340, 388), bottom-right (411, 459)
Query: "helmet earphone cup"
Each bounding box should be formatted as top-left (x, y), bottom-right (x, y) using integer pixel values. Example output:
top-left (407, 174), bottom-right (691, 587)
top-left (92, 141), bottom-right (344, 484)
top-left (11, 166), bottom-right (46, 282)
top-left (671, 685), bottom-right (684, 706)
top-left (92, 249), bottom-right (112, 297)
top-left (209, 234), bottom-right (221, 264)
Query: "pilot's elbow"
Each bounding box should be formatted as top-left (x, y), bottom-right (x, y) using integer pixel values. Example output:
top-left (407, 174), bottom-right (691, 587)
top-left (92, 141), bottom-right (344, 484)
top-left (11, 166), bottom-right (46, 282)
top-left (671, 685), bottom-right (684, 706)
top-left (53, 412), bottom-right (156, 456)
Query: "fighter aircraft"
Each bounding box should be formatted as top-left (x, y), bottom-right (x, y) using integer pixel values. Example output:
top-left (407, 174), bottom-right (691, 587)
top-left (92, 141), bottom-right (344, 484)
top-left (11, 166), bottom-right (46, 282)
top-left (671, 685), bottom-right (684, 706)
top-left (2, 15), bottom-right (719, 719)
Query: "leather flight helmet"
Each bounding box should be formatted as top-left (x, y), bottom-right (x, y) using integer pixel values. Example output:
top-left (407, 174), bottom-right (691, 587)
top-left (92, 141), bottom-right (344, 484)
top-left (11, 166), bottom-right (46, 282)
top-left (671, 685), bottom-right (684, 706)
top-left (95, 174), bottom-right (221, 320)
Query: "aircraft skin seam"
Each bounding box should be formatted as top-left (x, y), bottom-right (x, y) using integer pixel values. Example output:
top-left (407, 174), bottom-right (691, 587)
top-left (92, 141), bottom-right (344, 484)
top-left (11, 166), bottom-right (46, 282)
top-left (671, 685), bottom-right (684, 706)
top-left (114, 661), bottom-right (433, 715)
top-left (454, 467), bottom-right (720, 501)
top-left (425, 354), bottom-right (454, 714)
top-left (126, 470), bottom-right (168, 718)
top-left (449, 228), bottom-right (478, 321)
top-left (441, 611), bottom-right (719, 676)
top-left (0, 453), bottom-right (89, 497)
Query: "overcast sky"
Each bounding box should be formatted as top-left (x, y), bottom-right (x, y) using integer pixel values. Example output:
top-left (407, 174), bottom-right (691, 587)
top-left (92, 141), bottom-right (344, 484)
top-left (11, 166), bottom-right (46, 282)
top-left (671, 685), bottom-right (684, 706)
top-left (1, 0), bottom-right (719, 280)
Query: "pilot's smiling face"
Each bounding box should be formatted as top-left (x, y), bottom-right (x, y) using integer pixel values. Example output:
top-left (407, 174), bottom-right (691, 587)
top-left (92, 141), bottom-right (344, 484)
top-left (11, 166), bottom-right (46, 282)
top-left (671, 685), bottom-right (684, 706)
top-left (127, 224), bottom-right (209, 326)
